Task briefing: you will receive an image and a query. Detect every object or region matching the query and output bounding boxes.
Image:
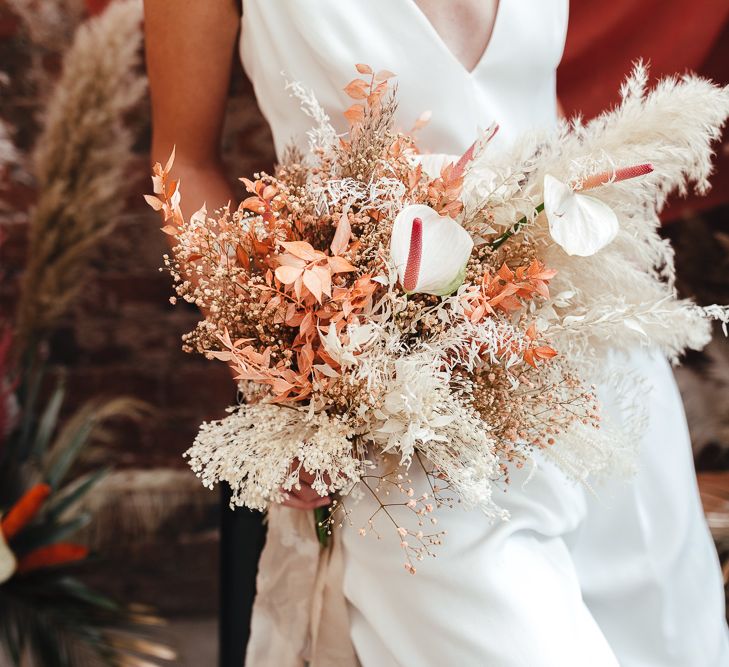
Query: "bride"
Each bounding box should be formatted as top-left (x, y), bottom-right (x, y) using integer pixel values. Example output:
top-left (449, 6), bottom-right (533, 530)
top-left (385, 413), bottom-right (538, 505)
top-left (144, 1), bottom-right (729, 664)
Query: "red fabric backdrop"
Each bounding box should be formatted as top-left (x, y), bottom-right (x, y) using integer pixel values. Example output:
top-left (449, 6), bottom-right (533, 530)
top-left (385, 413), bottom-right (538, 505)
top-left (559, 0), bottom-right (729, 218)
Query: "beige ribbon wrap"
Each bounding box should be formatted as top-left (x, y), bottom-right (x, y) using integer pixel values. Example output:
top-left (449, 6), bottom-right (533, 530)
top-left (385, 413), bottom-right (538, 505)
top-left (245, 504), bottom-right (359, 667)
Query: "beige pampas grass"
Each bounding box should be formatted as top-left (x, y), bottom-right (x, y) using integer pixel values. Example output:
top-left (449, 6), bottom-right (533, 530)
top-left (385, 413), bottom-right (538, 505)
top-left (468, 63), bottom-right (729, 368)
top-left (0, 75), bottom-right (18, 179)
top-left (0, 114), bottom-right (17, 174)
top-left (6, 0), bottom-right (86, 51)
top-left (15, 0), bottom-right (146, 352)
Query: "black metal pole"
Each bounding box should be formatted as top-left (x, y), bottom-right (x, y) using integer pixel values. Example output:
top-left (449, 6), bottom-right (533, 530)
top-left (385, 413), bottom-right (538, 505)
top-left (218, 485), bottom-right (267, 667)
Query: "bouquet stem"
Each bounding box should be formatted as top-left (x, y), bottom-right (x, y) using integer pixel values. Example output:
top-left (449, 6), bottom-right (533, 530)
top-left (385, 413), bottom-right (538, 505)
top-left (314, 505), bottom-right (331, 547)
top-left (490, 203), bottom-right (545, 250)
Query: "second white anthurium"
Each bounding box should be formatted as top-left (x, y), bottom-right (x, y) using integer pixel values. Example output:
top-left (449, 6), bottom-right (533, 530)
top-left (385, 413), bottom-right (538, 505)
top-left (543, 174), bottom-right (619, 257)
top-left (0, 524), bottom-right (16, 584)
top-left (390, 204), bottom-right (474, 296)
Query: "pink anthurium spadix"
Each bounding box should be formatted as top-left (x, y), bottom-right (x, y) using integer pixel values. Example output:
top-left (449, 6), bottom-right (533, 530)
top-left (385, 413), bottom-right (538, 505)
top-left (390, 204), bottom-right (474, 296)
top-left (544, 163), bottom-right (653, 257)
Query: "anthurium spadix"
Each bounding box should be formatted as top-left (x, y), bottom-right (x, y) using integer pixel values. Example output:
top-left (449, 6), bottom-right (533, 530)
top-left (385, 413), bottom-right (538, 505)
top-left (390, 204), bottom-right (474, 296)
top-left (543, 174), bottom-right (619, 257)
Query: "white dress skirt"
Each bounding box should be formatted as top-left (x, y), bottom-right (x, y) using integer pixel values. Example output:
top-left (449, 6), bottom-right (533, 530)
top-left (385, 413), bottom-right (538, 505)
top-left (239, 1), bottom-right (729, 664)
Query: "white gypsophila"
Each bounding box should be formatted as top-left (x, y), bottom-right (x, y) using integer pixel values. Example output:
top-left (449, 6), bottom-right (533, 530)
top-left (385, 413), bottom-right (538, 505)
top-left (349, 331), bottom-right (504, 516)
top-left (466, 64), bottom-right (729, 364)
top-left (185, 403), bottom-right (365, 510)
top-left (325, 294), bottom-right (513, 515)
top-left (283, 77), bottom-right (338, 155)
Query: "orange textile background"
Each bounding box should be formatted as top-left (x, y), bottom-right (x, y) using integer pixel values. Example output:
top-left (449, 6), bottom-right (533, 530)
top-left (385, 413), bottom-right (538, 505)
top-left (559, 0), bottom-right (729, 218)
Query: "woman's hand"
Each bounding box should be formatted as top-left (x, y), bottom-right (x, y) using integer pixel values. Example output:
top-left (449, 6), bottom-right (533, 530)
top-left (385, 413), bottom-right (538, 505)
top-left (281, 464), bottom-right (332, 510)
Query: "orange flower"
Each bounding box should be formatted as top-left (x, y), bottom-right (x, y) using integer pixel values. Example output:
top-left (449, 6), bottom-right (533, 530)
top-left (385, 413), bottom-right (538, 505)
top-left (16, 543), bottom-right (89, 575)
top-left (1, 484), bottom-right (51, 541)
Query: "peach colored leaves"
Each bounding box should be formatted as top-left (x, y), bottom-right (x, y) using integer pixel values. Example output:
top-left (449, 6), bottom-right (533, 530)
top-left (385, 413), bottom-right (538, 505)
top-left (461, 259), bottom-right (558, 367)
top-left (462, 260), bottom-right (557, 322)
top-left (343, 64), bottom-right (395, 126)
top-left (274, 239), bottom-right (355, 305)
top-left (144, 147), bottom-right (183, 236)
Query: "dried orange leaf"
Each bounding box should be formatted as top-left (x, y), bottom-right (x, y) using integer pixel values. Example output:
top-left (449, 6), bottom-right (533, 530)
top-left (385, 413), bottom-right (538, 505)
top-left (241, 196), bottom-right (266, 213)
top-left (144, 194), bottom-right (164, 211)
top-left (160, 225), bottom-right (178, 236)
top-left (534, 346), bottom-right (558, 360)
top-left (355, 63), bottom-right (373, 75)
top-left (151, 174), bottom-right (164, 194)
top-left (235, 245), bottom-right (250, 270)
top-left (280, 240), bottom-right (320, 261)
top-left (303, 269), bottom-right (323, 302)
top-left (328, 255), bottom-right (356, 273)
top-left (164, 145), bottom-right (176, 174)
top-left (343, 79), bottom-right (368, 100)
top-left (344, 104), bottom-right (365, 124)
top-left (240, 177), bottom-right (257, 192)
top-left (330, 212), bottom-right (352, 256)
top-left (275, 265), bottom-right (302, 285)
top-left (311, 264), bottom-right (332, 297)
top-left (374, 69), bottom-right (396, 82)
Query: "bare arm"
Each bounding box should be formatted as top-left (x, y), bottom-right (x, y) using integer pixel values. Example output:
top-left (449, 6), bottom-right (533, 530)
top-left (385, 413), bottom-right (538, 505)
top-left (144, 0), bottom-right (240, 220)
top-left (144, 2), bottom-right (327, 509)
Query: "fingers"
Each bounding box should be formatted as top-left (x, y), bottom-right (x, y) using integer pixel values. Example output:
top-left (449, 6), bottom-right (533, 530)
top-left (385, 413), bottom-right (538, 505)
top-left (282, 459), bottom-right (332, 510)
top-left (281, 492), bottom-right (331, 510)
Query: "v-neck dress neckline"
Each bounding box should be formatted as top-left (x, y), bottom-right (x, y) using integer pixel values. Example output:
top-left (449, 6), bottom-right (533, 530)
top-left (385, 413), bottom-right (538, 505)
top-left (407, 0), bottom-right (503, 77)
top-left (240, 0), bottom-right (568, 159)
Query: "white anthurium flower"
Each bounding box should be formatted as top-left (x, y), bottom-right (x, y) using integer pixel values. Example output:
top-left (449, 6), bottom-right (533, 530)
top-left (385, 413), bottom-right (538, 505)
top-left (543, 173), bottom-right (619, 257)
top-left (390, 204), bottom-right (474, 296)
top-left (0, 524), bottom-right (16, 584)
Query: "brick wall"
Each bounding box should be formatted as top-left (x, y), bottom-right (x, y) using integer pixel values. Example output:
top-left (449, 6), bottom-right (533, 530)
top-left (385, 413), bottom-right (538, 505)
top-left (0, 1), bottom-right (276, 473)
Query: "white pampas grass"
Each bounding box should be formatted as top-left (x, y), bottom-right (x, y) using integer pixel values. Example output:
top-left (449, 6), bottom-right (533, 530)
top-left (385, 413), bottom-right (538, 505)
top-left (465, 64), bottom-right (729, 367)
top-left (186, 404), bottom-right (366, 510)
top-left (285, 78), bottom-right (339, 154)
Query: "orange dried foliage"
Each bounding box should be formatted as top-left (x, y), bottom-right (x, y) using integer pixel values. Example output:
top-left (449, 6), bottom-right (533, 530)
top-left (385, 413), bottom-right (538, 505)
top-left (427, 161), bottom-right (465, 217)
top-left (145, 147), bottom-right (183, 236)
top-left (523, 323), bottom-right (559, 369)
top-left (462, 259), bottom-right (558, 367)
top-left (342, 65), bottom-right (394, 129)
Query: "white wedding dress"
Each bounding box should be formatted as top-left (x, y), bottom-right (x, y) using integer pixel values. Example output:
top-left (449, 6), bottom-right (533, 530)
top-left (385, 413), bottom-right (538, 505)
top-left (239, 1), bottom-right (729, 665)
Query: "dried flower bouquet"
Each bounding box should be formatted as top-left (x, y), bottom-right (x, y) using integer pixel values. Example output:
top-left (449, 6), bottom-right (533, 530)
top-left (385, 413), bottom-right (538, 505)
top-left (147, 63), bottom-right (729, 568)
